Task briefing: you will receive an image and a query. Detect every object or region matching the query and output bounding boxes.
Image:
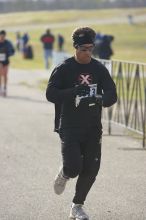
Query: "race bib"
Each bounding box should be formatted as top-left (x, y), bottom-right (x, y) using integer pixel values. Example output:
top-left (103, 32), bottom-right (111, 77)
top-left (0, 53), bottom-right (6, 61)
top-left (75, 84), bottom-right (97, 107)
top-left (89, 84), bottom-right (97, 97)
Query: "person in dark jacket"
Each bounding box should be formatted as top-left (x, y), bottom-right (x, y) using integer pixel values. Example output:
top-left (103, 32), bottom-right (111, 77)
top-left (0, 30), bottom-right (15, 97)
top-left (98, 35), bottom-right (114, 60)
top-left (57, 34), bottom-right (65, 51)
top-left (20, 32), bottom-right (30, 58)
top-left (40, 29), bottom-right (55, 69)
top-left (23, 43), bottom-right (34, 59)
top-left (46, 27), bottom-right (117, 220)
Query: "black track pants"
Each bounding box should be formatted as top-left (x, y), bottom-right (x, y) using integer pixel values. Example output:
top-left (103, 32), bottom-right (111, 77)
top-left (59, 126), bottom-right (102, 204)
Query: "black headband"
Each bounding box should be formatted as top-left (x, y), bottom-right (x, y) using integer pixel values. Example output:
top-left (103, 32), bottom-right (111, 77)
top-left (73, 33), bottom-right (95, 47)
top-left (0, 30), bottom-right (6, 35)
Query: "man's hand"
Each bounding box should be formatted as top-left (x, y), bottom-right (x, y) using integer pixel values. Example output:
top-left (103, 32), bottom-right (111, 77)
top-left (90, 95), bottom-right (102, 105)
top-left (75, 84), bottom-right (90, 96)
top-left (95, 95), bottom-right (103, 105)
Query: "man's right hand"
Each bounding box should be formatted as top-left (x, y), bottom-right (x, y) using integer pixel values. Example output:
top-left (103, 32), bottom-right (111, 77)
top-left (74, 84), bottom-right (90, 96)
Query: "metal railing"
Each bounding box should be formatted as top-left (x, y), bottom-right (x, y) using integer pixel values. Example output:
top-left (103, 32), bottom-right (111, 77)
top-left (100, 59), bottom-right (146, 148)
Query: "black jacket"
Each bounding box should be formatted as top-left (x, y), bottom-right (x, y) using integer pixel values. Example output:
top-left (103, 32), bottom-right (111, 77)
top-left (0, 40), bottom-right (15, 65)
top-left (46, 57), bottom-right (117, 132)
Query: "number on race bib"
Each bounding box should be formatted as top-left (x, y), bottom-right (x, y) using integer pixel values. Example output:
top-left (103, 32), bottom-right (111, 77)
top-left (89, 84), bottom-right (97, 97)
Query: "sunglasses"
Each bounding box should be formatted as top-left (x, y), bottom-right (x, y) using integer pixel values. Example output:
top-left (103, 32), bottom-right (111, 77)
top-left (78, 45), bottom-right (95, 52)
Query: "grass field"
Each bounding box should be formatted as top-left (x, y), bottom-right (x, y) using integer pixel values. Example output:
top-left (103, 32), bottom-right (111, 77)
top-left (1, 8), bottom-right (146, 69)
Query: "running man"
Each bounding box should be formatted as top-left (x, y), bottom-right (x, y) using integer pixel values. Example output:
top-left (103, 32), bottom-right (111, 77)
top-left (46, 27), bottom-right (117, 220)
top-left (0, 30), bottom-right (15, 97)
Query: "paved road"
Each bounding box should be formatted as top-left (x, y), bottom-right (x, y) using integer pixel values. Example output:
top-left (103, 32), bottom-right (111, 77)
top-left (0, 69), bottom-right (146, 220)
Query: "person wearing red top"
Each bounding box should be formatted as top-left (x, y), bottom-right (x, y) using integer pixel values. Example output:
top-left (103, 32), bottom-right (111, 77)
top-left (40, 29), bottom-right (55, 69)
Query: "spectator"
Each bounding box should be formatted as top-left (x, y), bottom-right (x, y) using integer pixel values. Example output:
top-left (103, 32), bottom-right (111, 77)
top-left (127, 14), bottom-right (134, 25)
top-left (15, 31), bottom-right (21, 51)
top-left (92, 31), bottom-right (103, 57)
top-left (19, 32), bottom-right (30, 58)
top-left (22, 32), bottom-right (29, 47)
top-left (23, 43), bottom-right (34, 59)
top-left (98, 35), bottom-right (114, 60)
top-left (0, 30), bottom-right (15, 97)
top-left (57, 34), bottom-right (65, 51)
top-left (40, 29), bottom-right (55, 69)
